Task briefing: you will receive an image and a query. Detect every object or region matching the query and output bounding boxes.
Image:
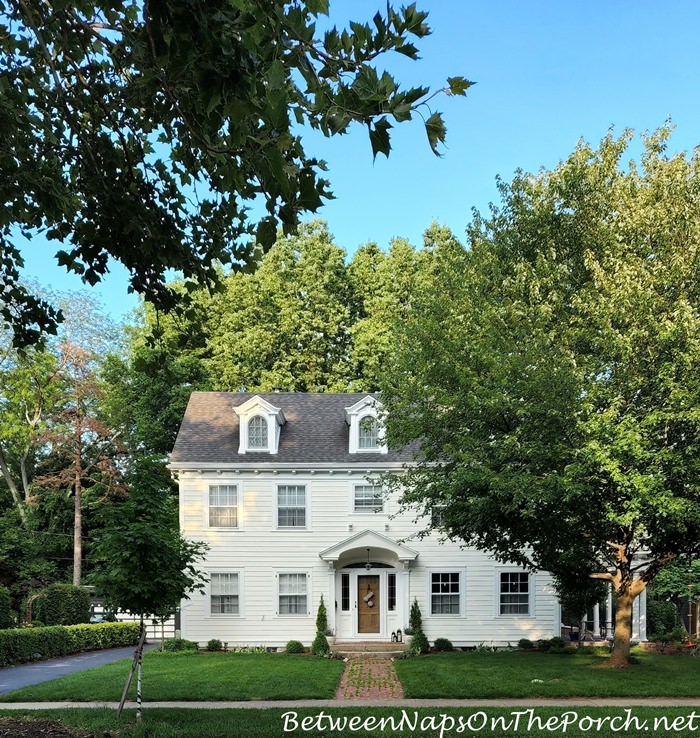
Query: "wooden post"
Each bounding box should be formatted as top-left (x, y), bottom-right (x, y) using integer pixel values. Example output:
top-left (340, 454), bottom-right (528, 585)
top-left (117, 619), bottom-right (146, 718)
top-left (136, 615), bottom-right (143, 722)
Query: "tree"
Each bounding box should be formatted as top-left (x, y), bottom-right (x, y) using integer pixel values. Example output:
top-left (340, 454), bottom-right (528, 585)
top-left (35, 342), bottom-right (123, 585)
top-left (1, 0), bottom-right (471, 347)
top-left (206, 220), bottom-right (353, 391)
top-left (90, 455), bottom-right (207, 719)
top-left (348, 236), bottom-right (425, 390)
top-left (382, 127), bottom-right (700, 667)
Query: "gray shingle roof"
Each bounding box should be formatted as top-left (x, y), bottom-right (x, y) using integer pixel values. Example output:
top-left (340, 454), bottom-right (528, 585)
top-left (169, 392), bottom-right (415, 465)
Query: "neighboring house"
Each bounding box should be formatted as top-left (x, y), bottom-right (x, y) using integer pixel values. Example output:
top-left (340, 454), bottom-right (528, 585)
top-left (169, 392), bottom-right (646, 648)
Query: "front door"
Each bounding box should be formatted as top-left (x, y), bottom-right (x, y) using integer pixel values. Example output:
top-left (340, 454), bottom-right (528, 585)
top-left (357, 575), bottom-right (380, 633)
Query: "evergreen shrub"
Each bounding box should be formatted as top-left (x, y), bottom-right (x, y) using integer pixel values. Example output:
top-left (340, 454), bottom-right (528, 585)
top-left (163, 638), bottom-right (199, 652)
top-left (286, 640), bottom-right (304, 654)
top-left (33, 584), bottom-right (90, 626)
top-left (0, 622), bottom-right (140, 666)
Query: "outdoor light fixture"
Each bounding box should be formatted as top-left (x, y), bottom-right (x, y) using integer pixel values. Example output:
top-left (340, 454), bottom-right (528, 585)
top-left (365, 548), bottom-right (372, 571)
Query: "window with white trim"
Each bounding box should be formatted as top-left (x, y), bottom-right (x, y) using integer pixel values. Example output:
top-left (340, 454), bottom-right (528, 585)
top-left (358, 416), bottom-right (379, 449)
top-left (341, 573), bottom-right (350, 611)
top-left (353, 484), bottom-right (383, 512)
top-left (278, 572), bottom-right (308, 615)
top-left (277, 485), bottom-right (306, 528)
top-left (211, 573), bottom-right (239, 615)
top-left (499, 572), bottom-right (530, 615)
top-left (248, 415), bottom-right (268, 449)
top-left (431, 572), bottom-right (460, 615)
top-left (208, 485), bottom-right (238, 527)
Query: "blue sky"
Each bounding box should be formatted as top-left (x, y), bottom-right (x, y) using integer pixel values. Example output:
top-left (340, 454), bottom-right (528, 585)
top-left (20, 0), bottom-right (700, 321)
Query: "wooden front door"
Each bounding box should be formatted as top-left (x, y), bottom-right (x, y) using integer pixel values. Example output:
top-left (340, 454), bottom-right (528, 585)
top-left (357, 575), bottom-right (380, 633)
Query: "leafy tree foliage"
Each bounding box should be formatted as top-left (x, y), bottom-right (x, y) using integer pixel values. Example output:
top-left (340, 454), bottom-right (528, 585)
top-left (206, 220), bottom-right (353, 391)
top-left (1, 0), bottom-right (471, 347)
top-left (90, 454), bottom-right (207, 620)
top-left (382, 127), bottom-right (700, 666)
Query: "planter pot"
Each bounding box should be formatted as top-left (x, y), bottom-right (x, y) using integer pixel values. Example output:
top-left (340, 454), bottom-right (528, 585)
top-left (326, 635), bottom-right (336, 647)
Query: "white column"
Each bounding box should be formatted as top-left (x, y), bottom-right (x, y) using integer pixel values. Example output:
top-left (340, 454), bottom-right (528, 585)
top-left (606, 588), bottom-right (614, 634)
top-left (593, 602), bottom-right (600, 637)
top-left (638, 588), bottom-right (647, 642)
top-left (327, 562), bottom-right (336, 635)
top-left (399, 563), bottom-right (411, 634)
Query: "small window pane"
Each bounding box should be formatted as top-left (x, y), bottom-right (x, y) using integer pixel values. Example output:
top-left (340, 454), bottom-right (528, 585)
top-left (431, 572), bottom-right (460, 615)
top-left (211, 573), bottom-right (239, 614)
top-left (354, 484), bottom-right (383, 512)
top-left (278, 485), bottom-right (306, 528)
top-left (209, 485), bottom-right (238, 527)
top-left (388, 573), bottom-right (396, 611)
top-left (248, 416), bottom-right (268, 449)
top-left (341, 574), bottom-right (350, 611)
top-left (499, 572), bottom-right (529, 615)
top-left (358, 416), bottom-right (379, 449)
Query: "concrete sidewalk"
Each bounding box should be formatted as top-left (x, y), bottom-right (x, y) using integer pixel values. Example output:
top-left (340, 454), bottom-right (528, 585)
top-left (0, 644), bottom-right (157, 695)
top-left (4, 697), bottom-right (700, 709)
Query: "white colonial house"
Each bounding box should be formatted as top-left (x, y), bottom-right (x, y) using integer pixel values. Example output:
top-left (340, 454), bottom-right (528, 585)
top-left (169, 392), bottom-right (646, 648)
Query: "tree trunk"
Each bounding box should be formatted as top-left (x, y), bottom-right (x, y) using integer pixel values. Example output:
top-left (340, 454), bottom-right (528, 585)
top-left (117, 620), bottom-right (147, 718)
top-left (610, 590), bottom-right (634, 667)
top-left (72, 472), bottom-right (82, 585)
top-left (0, 445), bottom-right (27, 525)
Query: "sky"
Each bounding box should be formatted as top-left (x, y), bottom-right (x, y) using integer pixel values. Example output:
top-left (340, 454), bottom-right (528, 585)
top-left (19, 0), bottom-right (700, 322)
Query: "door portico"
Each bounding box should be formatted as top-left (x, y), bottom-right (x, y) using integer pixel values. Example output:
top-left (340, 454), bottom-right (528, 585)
top-left (319, 529), bottom-right (418, 640)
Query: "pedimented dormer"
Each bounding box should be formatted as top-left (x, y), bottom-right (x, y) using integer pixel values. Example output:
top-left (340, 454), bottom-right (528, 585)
top-left (344, 395), bottom-right (387, 454)
top-left (233, 395), bottom-right (286, 454)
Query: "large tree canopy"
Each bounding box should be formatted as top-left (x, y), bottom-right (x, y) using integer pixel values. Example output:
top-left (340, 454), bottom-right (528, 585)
top-left (382, 127), bottom-right (700, 666)
top-left (0, 0), bottom-right (471, 346)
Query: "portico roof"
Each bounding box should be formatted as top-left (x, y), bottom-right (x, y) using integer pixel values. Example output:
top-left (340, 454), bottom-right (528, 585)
top-left (319, 529), bottom-right (419, 563)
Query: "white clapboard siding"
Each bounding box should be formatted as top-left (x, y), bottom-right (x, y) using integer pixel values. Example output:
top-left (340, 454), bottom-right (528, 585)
top-left (178, 470), bottom-right (561, 648)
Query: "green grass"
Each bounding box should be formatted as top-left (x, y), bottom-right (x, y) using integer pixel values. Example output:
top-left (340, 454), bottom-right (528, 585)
top-left (395, 649), bottom-right (700, 698)
top-left (0, 651), bottom-right (345, 702)
top-left (3, 707), bottom-right (700, 738)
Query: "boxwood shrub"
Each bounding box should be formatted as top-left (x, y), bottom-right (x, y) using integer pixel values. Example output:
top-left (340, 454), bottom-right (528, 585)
top-left (0, 621), bottom-right (140, 666)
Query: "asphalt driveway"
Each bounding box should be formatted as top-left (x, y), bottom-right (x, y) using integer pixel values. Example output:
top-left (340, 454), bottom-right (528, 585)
top-left (0, 644), bottom-right (157, 695)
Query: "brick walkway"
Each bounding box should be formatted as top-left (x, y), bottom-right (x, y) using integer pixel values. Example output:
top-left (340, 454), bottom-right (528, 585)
top-left (335, 658), bottom-right (404, 700)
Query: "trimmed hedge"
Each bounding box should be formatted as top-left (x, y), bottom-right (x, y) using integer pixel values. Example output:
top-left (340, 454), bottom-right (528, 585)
top-left (33, 584), bottom-right (91, 626)
top-left (0, 621), bottom-right (140, 666)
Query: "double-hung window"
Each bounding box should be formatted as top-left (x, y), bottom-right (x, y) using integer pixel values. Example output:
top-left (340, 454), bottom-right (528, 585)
top-left (277, 485), bottom-right (306, 528)
top-left (278, 572), bottom-right (308, 615)
top-left (431, 572), bottom-right (461, 615)
top-left (499, 572), bottom-right (530, 615)
top-left (354, 484), bottom-right (383, 512)
top-left (209, 485), bottom-right (238, 528)
top-left (211, 573), bottom-right (239, 615)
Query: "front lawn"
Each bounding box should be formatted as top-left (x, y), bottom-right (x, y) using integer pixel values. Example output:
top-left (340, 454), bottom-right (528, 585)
top-left (4, 707), bottom-right (700, 738)
top-left (395, 649), bottom-right (700, 698)
top-left (0, 651), bottom-right (345, 702)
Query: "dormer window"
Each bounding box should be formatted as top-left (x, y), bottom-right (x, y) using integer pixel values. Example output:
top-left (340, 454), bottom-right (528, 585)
top-left (344, 396), bottom-right (387, 454)
top-left (233, 396), bottom-right (286, 454)
top-left (248, 416), bottom-right (268, 449)
top-left (358, 416), bottom-right (379, 449)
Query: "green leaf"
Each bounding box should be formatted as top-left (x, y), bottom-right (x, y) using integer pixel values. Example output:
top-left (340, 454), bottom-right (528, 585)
top-left (369, 118), bottom-right (393, 160)
top-left (256, 216), bottom-right (277, 249)
top-left (447, 76), bottom-right (475, 96)
top-left (267, 59), bottom-right (286, 91)
top-left (425, 112), bottom-right (447, 155)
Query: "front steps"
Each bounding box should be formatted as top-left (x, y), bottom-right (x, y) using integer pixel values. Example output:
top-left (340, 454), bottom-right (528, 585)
top-left (332, 640), bottom-right (408, 659)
